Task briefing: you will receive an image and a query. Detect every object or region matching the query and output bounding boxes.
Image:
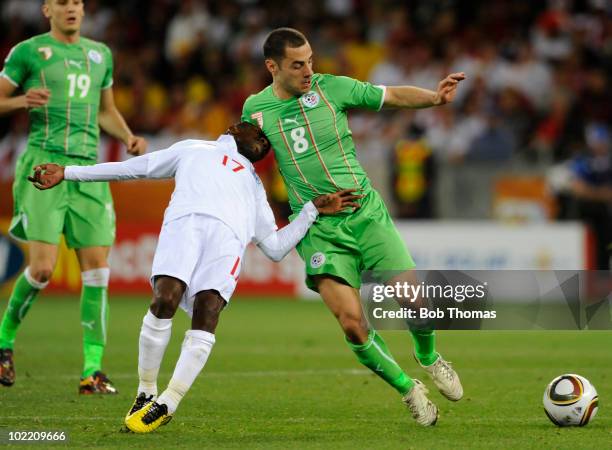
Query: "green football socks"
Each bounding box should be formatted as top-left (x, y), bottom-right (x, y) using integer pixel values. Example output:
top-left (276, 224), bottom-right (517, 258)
top-left (411, 328), bottom-right (438, 366)
top-left (0, 268), bottom-right (48, 350)
top-left (346, 329), bottom-right (414, 395)
top-left (80, 269), bottom-right (110, 378)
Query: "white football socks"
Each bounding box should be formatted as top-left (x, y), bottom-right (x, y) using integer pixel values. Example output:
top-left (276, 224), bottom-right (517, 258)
top-left (157, 329), bottom-right (215, 414)
top-left (137, 310), bottom-right (172, 397)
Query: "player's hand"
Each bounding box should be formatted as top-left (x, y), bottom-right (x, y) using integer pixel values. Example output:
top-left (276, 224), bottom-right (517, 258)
top-left (433, 72), bottom-right (466, 106)
top-left (126, 135), bottom-right (147, 156)
top-left (27, 163), bottom-right (65, 190)
top-left (24, 88), bottom-right (51, 109)
top-left (313, 189), bottom-right (364, 214)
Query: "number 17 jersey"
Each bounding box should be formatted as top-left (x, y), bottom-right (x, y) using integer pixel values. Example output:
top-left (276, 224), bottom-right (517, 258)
top-left (0, 33), bottom-right (113, 160)
top-left (241, 73), bottom-right (385, 213)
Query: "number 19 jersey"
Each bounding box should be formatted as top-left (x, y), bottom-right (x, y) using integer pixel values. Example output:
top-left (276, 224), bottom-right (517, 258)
top-left (1, 33), bottom-right (113, 160)
top-left (242, 73), bottom-right (385, 213)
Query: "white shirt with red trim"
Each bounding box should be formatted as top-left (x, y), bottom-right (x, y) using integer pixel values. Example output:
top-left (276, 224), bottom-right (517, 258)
top-left (64, 134), bottom-right (319, 259)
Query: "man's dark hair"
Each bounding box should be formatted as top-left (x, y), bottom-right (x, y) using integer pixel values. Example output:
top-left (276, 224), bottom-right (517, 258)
top-left (228, 122), bottom-right (271, 163)
top-left (263, 28), bottom-right (307, 63)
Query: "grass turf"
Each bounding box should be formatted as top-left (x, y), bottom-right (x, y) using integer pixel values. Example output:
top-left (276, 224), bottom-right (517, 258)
top-left (0, 296), bottom-right (610, 449)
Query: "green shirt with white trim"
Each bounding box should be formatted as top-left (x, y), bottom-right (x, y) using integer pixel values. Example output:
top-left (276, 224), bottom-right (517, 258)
top-left (1, 33), bottom-right (113, 160)
top-left (242, 73), bottom-right (385, 213)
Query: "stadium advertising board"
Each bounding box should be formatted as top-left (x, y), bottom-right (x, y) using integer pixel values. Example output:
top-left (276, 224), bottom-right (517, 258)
top-left (0, 220), bottom-right (589, 296)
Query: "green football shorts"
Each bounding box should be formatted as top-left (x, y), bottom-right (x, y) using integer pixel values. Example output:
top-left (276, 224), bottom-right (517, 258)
top-left (9, 150), bottom-right (115, 249)
top-left (295, 189), bottom-right (416, 291)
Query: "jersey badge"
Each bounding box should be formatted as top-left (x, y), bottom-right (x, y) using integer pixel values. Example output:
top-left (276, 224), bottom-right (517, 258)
top-left (301, 91), bottom-right (320, 108)
top-left (253, 170), bottom-right (262, 185)
top-left (88, 49), bottom-right (102, 64)
top-left (37, 47), bottom-right (52, 60)
top-left (310, 252), bottom-right (326, 268)
top-left (251, 111), bottom-right (264, 128)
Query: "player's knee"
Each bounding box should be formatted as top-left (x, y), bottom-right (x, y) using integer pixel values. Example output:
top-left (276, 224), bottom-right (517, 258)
top-left (192, 290), bottom-right (226, 332)
top-left (151, 292), bottom-right (180, 318)
top-left (151, 277), bottom-right (184, 318)
top-left (28, 266), bottom-right (54, 283)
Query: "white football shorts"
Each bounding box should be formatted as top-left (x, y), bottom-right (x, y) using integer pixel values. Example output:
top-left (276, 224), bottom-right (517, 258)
top-left (151, 213), bottom-right (245, 315)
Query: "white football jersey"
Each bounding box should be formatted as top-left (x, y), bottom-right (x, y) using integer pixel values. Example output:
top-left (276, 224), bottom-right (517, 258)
top-left (65, 135), bottom-right (279, 246)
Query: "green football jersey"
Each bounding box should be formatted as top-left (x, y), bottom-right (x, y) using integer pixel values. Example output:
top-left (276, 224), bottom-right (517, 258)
top-left (242, 73), bottom-right (385, 213)
top-left (1, 33), bottom-right (113, 160)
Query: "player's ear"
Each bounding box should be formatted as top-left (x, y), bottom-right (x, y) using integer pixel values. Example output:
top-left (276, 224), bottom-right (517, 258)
top-left (42, 2), bottom-right (51, 19)
top-left (264, 58), bottom-right (278, 76)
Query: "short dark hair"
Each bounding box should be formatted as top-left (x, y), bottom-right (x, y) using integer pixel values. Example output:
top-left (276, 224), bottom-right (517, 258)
top-left (263, 28), bottom-right (307, 62)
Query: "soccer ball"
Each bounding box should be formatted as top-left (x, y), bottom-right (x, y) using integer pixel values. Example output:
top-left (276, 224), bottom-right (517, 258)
top-left (543, 374), bottom-right (598, 426)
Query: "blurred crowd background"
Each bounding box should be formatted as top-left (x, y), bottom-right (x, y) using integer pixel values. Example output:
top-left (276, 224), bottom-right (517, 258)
top-left (0, 0), bottom-right (611, 265)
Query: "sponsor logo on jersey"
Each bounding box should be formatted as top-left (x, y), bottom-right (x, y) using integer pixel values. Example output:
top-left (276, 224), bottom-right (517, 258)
top-left (68, 60), bottom-right (83, 69)
top-left (251, 112), bottom-right (264, 128)
top-left (37, 47), bottom-right (52, 60)
top-left (283, 115), bottom-right (299, 126)
top-left (88, 49), bottom-right (102, 64)
top-left (310, 252), bottom-right (326, 268)
top-left (301, 91), bottom-right (320, 108)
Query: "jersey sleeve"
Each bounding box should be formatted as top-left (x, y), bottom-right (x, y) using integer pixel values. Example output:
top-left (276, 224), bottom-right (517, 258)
top-left (256, 201), bottom-right (319, 262)
top-left (241, 96), bottom-right (261, 127)
top-left (253, 178), bottom-right (278, 244)
top-left (64, 145), bottom-right (182, 181)
top-left (0, 41), bottom-right (31, 88)
top-left (324, 74), bottom-right (385, 111)
top-left (101, 44), bottom-right (114, 89)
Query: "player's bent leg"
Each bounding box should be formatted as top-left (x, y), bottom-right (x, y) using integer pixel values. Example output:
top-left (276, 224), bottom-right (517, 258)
top-left (388, 270), bottom-right (463, 401)
top-left (386, 270), bottom-right (438, 366)
top-left (127, 276), bottom-right (185, 421)
top-left (0, 241), bottom-right (55, 387)
top-left (158, 292), bottom-right (223, 412)
top-left (315, 277), bottom-right (413, 390)
top-left (76, 246), bottom-right (117, 394)
top-left (315, 275), bottom-right (369, 343)
top-left (127, 290), bottom-right (223, 433)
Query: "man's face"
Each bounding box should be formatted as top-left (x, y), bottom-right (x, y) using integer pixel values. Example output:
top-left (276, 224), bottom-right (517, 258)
top-left (43, 0), bottom-right (85, 35)
top-left (269, 43), bottom-right (314, 97)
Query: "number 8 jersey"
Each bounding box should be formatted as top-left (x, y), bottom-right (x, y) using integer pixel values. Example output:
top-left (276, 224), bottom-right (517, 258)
top-left (1, 32), bottom-right (113, 159)
top-left (242, 73), bottom-right (385, 214)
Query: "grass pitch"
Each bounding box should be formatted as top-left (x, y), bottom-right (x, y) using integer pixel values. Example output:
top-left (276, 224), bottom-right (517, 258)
top-left (0, 296), bottom-right (610, 449)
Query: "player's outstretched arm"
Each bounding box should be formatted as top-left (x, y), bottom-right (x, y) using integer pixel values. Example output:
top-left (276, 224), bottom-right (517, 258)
top-left (256, 189), bottom-right (363, 262)
top-left (27, 147), bottom-right (181, 189)
top-left (383, 72), bottom-right (466, 109)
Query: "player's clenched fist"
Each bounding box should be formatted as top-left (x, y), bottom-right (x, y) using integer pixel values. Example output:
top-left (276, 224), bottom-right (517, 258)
top-left (28, 163), bottom-right (65, 190)
top-left (312, 188), bottom-right (363, 214)
top-left (126, 135), bottom-right (147, 156)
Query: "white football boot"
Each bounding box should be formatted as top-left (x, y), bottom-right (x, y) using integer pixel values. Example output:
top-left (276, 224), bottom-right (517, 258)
top-left (402, 379), bottom-right (438, 426)
top-left (417, 353), bottom-right (463, 401)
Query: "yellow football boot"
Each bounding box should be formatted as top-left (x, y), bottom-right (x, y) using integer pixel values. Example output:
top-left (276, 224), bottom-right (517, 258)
top-left (125, 401), bottom-right (172, 433)
top-left (125, 392), bottom-right (155, 422)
